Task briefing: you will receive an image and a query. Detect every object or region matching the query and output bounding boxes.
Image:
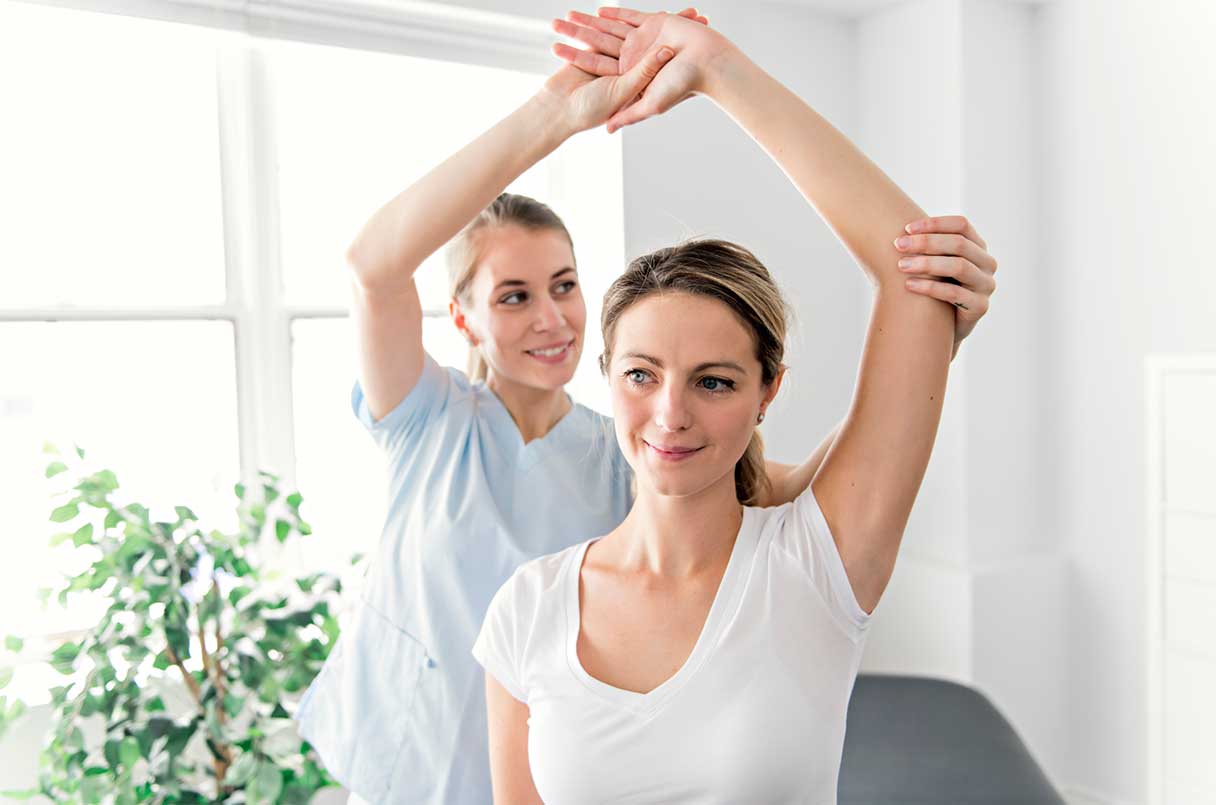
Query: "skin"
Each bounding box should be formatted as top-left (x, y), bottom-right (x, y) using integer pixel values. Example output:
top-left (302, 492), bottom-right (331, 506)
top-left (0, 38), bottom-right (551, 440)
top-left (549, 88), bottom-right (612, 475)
top-left (484, 9), bottom-right (1001, 804)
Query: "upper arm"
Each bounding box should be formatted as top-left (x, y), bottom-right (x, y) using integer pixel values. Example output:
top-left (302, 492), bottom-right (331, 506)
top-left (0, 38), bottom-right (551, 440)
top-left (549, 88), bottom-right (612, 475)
top-left (485, 672), bottom-right (542, 805)
top-left (810, 285), bottom-right (953, 614)
top-left (349, 274), bottom-right (426, 423)
top-left (763, 418), bottom-right (845, 507)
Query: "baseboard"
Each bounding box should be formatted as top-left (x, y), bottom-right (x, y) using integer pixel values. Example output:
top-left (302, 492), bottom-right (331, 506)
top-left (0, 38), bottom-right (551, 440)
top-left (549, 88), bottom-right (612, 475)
top-left (1060, 783), bottom-right (1141, 805)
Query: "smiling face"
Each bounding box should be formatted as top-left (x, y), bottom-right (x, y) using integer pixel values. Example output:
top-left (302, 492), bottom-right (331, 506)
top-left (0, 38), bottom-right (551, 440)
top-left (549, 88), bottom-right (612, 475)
top-left (608, 291), bottom-right (779, 500)
top-left (452, 224), bottom-right (587, 391)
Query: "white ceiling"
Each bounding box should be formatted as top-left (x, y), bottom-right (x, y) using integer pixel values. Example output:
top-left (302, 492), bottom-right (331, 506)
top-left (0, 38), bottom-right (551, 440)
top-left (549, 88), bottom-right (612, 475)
top-left (756, 0), bottom-right (1051, 18)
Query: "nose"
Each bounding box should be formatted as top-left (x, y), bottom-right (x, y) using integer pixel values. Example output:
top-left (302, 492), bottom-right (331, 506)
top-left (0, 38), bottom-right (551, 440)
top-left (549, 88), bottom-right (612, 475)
top-left (532, 294), bottom-right (567, 333)
top-left (654, 380), bottom-right (692, 433)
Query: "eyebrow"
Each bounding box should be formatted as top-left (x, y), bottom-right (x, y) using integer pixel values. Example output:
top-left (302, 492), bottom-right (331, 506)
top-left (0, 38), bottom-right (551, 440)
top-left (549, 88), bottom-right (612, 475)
top-left (493, 266), bottom-right (576, 292)
top-left (621, 352), bottom-right (747, 374)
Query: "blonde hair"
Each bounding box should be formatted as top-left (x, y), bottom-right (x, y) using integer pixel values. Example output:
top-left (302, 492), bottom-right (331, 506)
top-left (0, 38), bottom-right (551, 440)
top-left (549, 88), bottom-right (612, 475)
top-left (598, 239), bottom-right (789, 506)
top-left (445, 193), bottom-right (574, 382)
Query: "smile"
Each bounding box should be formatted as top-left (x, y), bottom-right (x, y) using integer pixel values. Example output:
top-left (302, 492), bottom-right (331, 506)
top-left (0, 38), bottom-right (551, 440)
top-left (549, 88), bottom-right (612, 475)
top-left (525, 339), bottom-right (575, 364)
top-left (644, 440), bottom-right (704, 462)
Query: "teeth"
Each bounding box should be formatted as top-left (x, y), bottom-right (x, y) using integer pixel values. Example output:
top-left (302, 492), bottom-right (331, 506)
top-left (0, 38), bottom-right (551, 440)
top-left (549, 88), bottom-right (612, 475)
top-left (529, 343), bottom-right (569, 357)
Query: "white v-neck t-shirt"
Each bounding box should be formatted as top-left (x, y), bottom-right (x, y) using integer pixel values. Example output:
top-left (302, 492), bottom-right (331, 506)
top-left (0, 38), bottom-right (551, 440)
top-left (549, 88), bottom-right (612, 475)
top-left (472, 486), bottom-right (873, 804)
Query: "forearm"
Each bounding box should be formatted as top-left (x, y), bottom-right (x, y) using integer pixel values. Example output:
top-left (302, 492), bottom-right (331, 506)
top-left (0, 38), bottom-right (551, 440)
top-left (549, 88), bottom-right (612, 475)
top-left (346, 93), bottom-right (572, 292)
top-left (703, 51), bottom-right (925, 289)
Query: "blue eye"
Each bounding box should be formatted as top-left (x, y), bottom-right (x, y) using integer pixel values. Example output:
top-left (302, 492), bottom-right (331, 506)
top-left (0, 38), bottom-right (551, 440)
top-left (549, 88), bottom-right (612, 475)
top-left (623, 369), bottom-right (649, 384)
top-left (699, 376), bottom-right (735, 393)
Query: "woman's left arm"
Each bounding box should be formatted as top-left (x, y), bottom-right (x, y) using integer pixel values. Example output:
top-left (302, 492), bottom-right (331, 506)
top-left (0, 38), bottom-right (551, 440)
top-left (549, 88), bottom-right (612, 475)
top-left (558, 10), bottom-right (998, 613)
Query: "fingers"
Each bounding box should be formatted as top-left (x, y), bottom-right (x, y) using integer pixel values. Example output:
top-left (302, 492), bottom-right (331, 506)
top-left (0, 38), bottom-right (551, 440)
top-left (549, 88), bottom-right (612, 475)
top-left (606, 47), bottom-right (679, 133)
top-left (553, 17), bottom-right (622, 58)
top-left (893, 232), bottom-right (997, 274)
top-left (551, 42), bottom-right (620, 76)
top-left (904, 277), bottom-right (988, 317)
top-left (568, 9), bottom-right (632, 39)
top-left (597, 6), bottom-right (648, 25)
top-left (896, 255), bottom-right (997, 297)
top-left (904, 214), bottom-right (987, 251)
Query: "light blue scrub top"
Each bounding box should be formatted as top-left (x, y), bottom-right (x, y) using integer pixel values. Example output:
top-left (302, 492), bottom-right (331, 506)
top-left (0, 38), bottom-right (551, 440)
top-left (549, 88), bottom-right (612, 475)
top-left (295, 354), bottom-right (634, 804)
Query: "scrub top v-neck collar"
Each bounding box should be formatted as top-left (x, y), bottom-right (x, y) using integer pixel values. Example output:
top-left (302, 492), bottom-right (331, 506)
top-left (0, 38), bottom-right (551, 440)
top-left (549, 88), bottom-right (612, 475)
top-left (563, 506), bottom-right (756, 719)
top-left (479, 384), bottom-right (584, 471)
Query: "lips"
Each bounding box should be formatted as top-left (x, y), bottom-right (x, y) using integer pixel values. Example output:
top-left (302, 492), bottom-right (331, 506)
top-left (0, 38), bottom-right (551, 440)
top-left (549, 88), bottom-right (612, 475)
top-left (644, 440), bottom-right (704, 461)
top-left (525, 339), bottom-right (575, 364)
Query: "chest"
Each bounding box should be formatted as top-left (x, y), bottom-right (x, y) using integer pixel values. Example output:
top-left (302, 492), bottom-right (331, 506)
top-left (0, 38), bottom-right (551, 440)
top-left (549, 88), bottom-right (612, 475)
top-left (575, 572), bottom-right (722, 695)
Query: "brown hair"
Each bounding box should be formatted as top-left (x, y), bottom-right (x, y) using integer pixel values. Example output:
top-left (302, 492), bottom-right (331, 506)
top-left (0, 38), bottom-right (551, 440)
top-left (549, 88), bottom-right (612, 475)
top-left (445, 193), bottom-right (575, 381)
top-left (598, 239), bottom-right (789, 506)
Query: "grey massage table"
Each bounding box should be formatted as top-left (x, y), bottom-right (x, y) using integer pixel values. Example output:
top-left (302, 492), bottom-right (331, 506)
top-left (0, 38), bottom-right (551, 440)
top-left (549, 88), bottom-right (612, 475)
top-left (839, 675), bottom-right (1065, 804)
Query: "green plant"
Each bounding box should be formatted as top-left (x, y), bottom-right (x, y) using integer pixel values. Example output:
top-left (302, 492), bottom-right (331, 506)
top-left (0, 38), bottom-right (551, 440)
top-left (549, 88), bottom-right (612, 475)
top-left (1, 444), bottom-right (348, 803)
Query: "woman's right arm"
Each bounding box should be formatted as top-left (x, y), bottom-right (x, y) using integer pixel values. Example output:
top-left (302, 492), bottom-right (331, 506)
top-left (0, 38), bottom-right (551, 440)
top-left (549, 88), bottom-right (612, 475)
top-left (485, 673), bottom-right (543, 804)
top-left (347, 94), bottom-right (572, 422)
top-left (348, 46), bottom-right (683, 421)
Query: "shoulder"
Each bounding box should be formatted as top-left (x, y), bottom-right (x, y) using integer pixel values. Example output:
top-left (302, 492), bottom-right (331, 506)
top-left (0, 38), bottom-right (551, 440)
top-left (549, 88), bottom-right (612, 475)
top-left (503, 542), bottom-right (584, 602)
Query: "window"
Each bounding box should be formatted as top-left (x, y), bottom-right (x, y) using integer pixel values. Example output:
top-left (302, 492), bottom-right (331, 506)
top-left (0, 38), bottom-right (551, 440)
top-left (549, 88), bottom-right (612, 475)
top-left (0, 0), bottom-right (623, 702)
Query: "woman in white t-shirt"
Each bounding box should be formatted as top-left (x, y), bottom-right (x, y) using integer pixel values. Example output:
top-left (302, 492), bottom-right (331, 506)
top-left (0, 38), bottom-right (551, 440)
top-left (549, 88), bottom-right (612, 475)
top-left (473, 8), bottom-right (998, 804)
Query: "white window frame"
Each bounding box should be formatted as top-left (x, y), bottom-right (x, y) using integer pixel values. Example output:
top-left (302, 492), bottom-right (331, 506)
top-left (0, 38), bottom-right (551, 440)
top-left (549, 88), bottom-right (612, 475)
top-left (0, 0), bottom-right (565, 670)
top-left (2, 0), bottom-right (555, 492)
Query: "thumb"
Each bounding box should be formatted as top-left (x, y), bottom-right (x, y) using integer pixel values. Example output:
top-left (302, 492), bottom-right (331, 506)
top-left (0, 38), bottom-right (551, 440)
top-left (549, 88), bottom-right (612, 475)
top-left (610, 44), bottom-right (675, 109)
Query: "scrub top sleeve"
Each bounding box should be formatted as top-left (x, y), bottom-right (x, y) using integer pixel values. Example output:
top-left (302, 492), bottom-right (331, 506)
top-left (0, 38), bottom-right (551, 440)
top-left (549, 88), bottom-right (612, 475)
top-left (471, 570), bottom-right (528, 704)
top-left (780, 485), bottom-right (874, 640)
top-left (350, 352), bottom-right (455, 455)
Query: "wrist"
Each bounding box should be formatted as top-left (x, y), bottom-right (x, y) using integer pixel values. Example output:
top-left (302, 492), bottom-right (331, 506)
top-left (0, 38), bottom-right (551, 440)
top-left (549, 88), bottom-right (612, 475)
top-left (524, 90), bottom-right (577, 148)
top-left (699, 43), bottom-right (756, 103)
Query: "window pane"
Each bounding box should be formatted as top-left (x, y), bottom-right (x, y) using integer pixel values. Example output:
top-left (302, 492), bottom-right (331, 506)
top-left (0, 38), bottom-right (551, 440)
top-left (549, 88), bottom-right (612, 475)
top-left (0, 322), bottom-right (239, 640)
top-left (0, 2), bottom-right (226, 308)
top-left (268, 40), bottom-right (548, 310)
top-left (289, 316), bottom-right (474, 576)
top-left (289, 318), bottom-right (385, 575)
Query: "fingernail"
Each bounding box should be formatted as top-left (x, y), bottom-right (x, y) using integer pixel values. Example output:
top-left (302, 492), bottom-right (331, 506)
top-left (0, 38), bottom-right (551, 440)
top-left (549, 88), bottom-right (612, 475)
top-left (897, 258), bottom-right (911, 269)
top-left (905, 222), bottom-right (920, 234)
top-left (906, 279), bottom-right (924, 289)
top-left (894, 236), bottom-right (911, 249)
top-left (658, 48), bottom-right (674, 62)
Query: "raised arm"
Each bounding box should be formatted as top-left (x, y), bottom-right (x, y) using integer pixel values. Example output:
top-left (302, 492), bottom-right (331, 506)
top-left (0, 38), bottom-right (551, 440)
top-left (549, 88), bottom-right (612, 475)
top-left (347, 54), bottom-right (676, 421)
top-left (562, 9), bottom-right (998, 614)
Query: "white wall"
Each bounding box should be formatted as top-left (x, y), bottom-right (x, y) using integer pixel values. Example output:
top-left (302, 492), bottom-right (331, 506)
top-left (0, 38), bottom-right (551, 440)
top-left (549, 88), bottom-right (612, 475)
top-left (1039, 1), bottom-right (1216, 803)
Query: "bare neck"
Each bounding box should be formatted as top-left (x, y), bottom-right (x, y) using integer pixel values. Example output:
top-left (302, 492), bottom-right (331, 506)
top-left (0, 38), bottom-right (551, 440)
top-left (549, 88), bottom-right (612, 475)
top-left (597, 473), bottom-right (743, 579)
top-left (485, 371), bottom-right (572, 444)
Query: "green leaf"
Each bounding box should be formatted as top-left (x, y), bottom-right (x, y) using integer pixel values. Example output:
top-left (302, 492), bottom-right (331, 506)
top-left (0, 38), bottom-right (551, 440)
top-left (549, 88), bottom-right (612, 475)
top-left (119, 735), bottom-right (141, 768)
top-left (285, 492), bottom-right (303, 510)
top-left (41, 441), bottom-right (59, 456)
top-left (44, 461), bottom-right (69, 479)
top-left (104, 509), bottom-right (122, 530)
top-left (94, 469), bottom-right (118, 491)
top-left (274, 520), bottom-right (290, 544)
top-left (49, 641), bottom-right (80, 671)
top-left (248, 761), bottom-right (283, 804)
top-left (0, 668), bottom-right (12, 689)
top-left (263, 485), bottom-right (280, 503)
top-left (74, 444), bottom-right (85, 459)
top-left (174, 506), bottom-right (197, 522)
top-left (225, 751), bottom-right (258, 787)
top-left (4, 636), bottom-right (21, 653)
top-left (49, 502), bottom-right (79, 523)
top-left (71, 523), bottom-right (94, 547)
top-left (234, 482), bottom-right (247, 500)
top-left (297, 520), bottom-right (312, 536)
top-left (48, 532), bottom-right (73, 547)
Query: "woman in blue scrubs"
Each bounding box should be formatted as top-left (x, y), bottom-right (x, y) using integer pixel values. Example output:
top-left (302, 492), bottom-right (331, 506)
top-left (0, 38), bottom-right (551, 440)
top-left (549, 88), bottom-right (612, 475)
top-left (294, 9), bottom-right (998, 804)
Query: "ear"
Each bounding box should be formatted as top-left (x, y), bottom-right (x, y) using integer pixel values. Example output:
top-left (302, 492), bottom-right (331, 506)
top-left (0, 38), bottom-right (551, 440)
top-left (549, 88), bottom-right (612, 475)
top-left (760, 365), bottom-right (786, 414)
top-left (449, 298), bottom-right (479, 347)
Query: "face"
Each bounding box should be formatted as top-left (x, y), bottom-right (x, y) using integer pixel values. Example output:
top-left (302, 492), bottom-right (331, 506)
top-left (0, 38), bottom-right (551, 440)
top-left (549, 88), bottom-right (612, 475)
top-left (452, 225), bottom-right (586, 390)
top-left (608, 292), bottom-right (780, 501)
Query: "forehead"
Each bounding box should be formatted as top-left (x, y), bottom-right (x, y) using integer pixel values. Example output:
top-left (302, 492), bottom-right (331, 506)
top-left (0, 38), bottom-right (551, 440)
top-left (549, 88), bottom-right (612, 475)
top-left (613, 292), bottom-right (757, 369)
top-left (475, 225), bottom-right (574, 282)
